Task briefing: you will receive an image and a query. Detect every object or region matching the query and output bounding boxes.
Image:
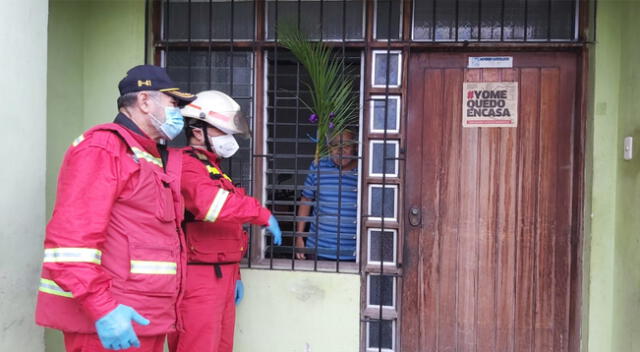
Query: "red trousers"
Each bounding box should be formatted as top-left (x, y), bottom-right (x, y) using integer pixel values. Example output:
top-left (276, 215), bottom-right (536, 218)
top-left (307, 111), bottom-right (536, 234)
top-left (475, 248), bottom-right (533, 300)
top-left (168, 264), bottom-right (239, 352)
top-left (63, 332), bottom-right (165, 352)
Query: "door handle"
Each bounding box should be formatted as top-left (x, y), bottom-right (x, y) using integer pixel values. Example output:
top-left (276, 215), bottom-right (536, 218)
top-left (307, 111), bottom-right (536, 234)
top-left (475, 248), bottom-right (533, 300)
top-left (409, 206), bottom-right (422, 227)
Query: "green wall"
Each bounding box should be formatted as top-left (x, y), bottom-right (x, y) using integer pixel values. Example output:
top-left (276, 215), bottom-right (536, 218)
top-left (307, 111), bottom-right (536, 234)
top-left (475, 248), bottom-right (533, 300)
top-left (46, 1), bottom-right (145, 350)
top-left (587, 1), bottom-right (640, 351)
top-left (0, 1), bottom-right (48, 351)
top-left (612, 1), bottom-right (640, 351)
top-left (47, 0), bottom-right (146, 215)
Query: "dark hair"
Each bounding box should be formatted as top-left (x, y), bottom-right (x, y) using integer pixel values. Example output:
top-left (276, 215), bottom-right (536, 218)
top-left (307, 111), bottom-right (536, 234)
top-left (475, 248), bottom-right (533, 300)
top-left (184, 118), bottom-right (208, 140)
top-left (117, 91), bottom-right (161, 109)
top-left (117, 92), bottom-right (139, 109)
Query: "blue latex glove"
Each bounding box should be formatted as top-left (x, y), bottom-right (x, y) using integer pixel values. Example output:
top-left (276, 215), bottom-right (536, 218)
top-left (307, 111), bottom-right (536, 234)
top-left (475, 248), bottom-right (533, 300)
top-left (95, 304), bottom-right (150, 350)
top-left (267, 214), bottom-right (282, 245)
top-left (235, 280), bottom-right (244, 305)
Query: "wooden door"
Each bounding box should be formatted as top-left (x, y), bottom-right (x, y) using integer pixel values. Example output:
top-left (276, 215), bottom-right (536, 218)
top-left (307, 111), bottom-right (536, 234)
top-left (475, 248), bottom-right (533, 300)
top-left (402, 52), bottom-right (581, 352)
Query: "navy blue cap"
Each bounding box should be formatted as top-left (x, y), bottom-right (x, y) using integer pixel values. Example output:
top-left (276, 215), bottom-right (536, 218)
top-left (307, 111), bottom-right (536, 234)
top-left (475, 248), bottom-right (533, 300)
top-left (118, 65), bottom-right (196, 104)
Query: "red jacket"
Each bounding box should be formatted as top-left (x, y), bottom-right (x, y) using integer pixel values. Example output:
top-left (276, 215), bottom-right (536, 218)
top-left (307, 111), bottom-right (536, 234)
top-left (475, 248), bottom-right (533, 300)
top-left (35, 122), bottom-right (186, 336)
top-left (181, 147), bottom-right (271, 265)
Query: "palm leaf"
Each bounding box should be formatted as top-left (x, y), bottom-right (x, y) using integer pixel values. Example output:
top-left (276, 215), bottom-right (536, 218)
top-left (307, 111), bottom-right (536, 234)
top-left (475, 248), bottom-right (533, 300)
top-left (278, 24), bottom-right (359, 160)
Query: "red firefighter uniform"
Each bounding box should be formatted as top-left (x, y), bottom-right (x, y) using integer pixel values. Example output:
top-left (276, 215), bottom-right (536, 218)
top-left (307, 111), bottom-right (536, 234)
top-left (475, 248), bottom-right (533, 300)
top-left (168, 146), bottom-right (271, 352)
top-left (35, 117), bottom-right (186, 352)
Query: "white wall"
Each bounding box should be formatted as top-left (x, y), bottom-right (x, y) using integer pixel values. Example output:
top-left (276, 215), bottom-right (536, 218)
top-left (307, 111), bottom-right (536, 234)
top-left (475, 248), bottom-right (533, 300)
top-left (235, 270), bottom-right (361, 352)
top-left (0, 0), bottom-right (48, 351)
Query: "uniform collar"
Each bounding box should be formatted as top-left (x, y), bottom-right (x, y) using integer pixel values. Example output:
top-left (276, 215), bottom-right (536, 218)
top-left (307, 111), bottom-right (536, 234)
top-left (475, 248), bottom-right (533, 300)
top-left (114, 113), bottom-right (161, 157)
top-left (190, 146), bottom-right (221, 164)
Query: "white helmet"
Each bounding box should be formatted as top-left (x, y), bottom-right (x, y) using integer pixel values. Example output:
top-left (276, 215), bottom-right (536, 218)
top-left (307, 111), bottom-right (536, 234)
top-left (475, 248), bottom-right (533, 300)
top-left (181, 90), bottom-right (250, 137)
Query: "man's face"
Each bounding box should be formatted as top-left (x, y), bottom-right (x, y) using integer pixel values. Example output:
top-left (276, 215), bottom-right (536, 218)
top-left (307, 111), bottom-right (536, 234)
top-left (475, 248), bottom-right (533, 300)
top-left (329, 131), bottom-right (356, 167)
top-left (148, 92), bottom-right (178, 122)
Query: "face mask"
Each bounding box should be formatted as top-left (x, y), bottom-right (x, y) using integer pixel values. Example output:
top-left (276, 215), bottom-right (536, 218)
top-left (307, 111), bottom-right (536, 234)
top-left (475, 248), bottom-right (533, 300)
top-left (149, 106), bottom-right (184, 140)
top-left (209, 134), bottom-right (239, 158)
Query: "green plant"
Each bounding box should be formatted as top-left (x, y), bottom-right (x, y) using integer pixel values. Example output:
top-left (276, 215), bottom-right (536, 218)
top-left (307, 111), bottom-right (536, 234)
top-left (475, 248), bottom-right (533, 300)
top-left (278, 24), bottom-right (358, 161)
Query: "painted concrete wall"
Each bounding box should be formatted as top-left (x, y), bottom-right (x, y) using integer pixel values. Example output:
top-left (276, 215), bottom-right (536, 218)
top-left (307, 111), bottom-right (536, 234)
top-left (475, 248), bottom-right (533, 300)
top-left (0, 0), bottom-right (48, 351)
top-left (612, 2), bottom-right (640, 351)
top-left (235, 270), bottom-right (360, 352)
top-left (587, 1), bottom-right (640, 351)
top-left (585, 1), bottom-right (621, 350)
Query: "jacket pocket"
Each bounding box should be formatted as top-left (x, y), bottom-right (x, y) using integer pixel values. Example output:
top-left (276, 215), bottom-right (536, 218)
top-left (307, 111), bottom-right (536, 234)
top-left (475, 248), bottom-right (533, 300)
top-left (125, 244), bottom-right (178, 296)
top-left (153, 169), bottom-right (177, 223)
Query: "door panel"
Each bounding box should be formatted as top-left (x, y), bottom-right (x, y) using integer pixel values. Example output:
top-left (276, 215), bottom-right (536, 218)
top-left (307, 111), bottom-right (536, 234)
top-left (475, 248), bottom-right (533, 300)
top-left (402, 52), bottom-right (578, 352)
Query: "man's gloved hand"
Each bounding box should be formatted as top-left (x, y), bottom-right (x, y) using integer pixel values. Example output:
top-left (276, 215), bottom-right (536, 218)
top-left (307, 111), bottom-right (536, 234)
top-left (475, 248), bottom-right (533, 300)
top-left (95, 304), bottom-right (150, 350)
top-left (235, 280), bottom-right (244, 305)
top-left (267, 214), bottom-right (282, 245)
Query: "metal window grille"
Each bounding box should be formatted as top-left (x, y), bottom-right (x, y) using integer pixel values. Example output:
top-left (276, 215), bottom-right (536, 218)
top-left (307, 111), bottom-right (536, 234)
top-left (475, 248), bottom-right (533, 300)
top-left (412, 0), bottom-right (583, 42)
top-left (263, 49), bottom-right (362, 272)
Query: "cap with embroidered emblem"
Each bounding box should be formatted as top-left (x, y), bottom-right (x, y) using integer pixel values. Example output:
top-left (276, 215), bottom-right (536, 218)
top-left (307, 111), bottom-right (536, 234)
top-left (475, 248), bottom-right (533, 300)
top-left (118, 65), bottom-right (196, 105)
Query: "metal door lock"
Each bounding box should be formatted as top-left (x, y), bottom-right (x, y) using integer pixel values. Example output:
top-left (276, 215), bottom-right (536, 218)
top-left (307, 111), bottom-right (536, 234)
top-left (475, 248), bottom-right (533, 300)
top-left (409, 206), bottom-right (422, 227)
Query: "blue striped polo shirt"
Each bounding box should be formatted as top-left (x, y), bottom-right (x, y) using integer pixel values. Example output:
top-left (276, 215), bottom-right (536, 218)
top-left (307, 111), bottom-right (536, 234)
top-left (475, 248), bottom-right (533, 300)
top-left (302, 157), bottom-right (358, 260)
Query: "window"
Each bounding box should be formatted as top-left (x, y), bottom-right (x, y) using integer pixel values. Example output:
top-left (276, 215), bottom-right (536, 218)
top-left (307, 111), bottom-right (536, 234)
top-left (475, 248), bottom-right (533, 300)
top-left (263, 49), bottom-right (363, 270)
top-left (266, 0), bottom-right (366, 41)
top-left (412, 0), bottom-right (579, 41)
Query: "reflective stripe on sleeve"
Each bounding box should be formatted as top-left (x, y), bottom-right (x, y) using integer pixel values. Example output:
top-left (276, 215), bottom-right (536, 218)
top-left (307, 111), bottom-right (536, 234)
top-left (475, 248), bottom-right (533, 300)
top-left (131, 147), bottom-right (163, 167)
top-left (39, 278), bottom-right (73, 298)
top-left (130, 260), bottom-right (177, 275)
top-left (204, 189), bottom-right (230, 223)
top-left (43, 248), bottom-right (102, 264)
top-left (72, 134), bottom-right (85, 147)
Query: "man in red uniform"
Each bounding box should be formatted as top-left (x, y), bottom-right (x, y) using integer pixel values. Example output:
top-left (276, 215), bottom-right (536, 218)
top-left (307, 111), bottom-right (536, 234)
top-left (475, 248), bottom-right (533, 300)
top-left (35, 65), bottom-right (195, 351)
top-left (168, 90), bottom-right (282, 352)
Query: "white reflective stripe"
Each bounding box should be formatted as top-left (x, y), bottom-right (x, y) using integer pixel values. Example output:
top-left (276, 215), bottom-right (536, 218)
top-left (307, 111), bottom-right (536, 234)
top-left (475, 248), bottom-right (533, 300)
top-left (204, 189), bottom-right (230, 222)
top-left (130, 260), bottom-right (177, 275)
top-left (131, 147), bottom-right (163, 167)
top-left (39, 278), bottom-right (73, 298)
top-left (72, 134), bottom-right (85, 147)
top-left (43, 248), bottom-right (102, 264)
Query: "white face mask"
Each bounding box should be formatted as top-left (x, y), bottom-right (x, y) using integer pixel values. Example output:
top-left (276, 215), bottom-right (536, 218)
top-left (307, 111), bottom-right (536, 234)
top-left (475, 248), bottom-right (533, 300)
top-left (209, 134), bottom-right (239, 158)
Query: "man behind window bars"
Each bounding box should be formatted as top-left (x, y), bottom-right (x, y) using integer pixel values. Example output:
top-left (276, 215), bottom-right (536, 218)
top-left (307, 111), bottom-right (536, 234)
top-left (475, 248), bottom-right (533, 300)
top-left (168, 90), bottom-right (282, 352)
top-left (296, 129), bottom-right (359, 261)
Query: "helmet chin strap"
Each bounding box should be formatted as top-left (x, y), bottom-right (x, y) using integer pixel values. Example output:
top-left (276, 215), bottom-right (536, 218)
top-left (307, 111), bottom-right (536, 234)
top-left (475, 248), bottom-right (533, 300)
top-left (203, 127), bottom-right (214, 153)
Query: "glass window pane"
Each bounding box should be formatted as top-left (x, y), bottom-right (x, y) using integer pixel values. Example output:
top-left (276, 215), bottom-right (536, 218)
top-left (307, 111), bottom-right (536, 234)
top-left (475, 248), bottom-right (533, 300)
top-left (526, 0), bottom-right (550, 40)
top-left (434, 0), bottom-right (456, 41)
top-left (458, 0), bottom-right (480, 41)
top-left (369, 275), bottom-right (394, 307)
top-left (480, 0), bottom-right (503, 40)
top-left (412, 0), bottom-right (434, 40)
top-left (373, 52), bottom-right (400, 87)
top-left (267, 0), bottom-right (364, 40)
top-left (370, 185), bottom-right (396, 220)
top-left (412, 0), bottom-right (577, 42)
top-left (166, 1), bottom-right (254, 40)
top-left (369, 229), bottom-right (395, 263)
top-left (371, 142), bottom-right (397, 176)
top-left (375, 0), bottom-right (402, 40)
top-left (368, 320), bottom-right (394, 349)
top-left (211, 1), bottom-right (255, 40)
top-left (503, 0), bottom-right (526, 41)
top-left (550, 0), bottom-right (575, 40)
top-left (166, 1), bottom-right (190, 40)
top-left (371, 97), bottom-right (399, 132)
